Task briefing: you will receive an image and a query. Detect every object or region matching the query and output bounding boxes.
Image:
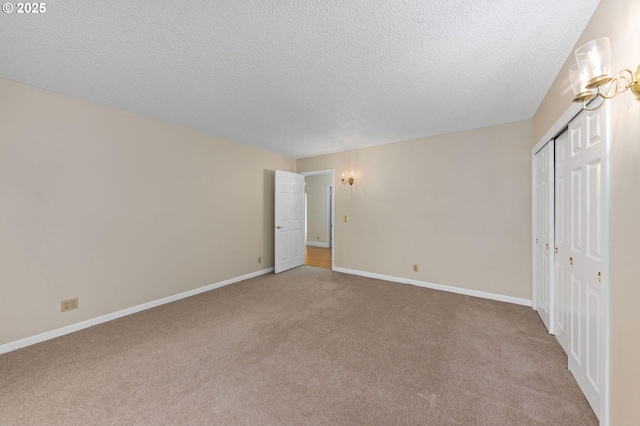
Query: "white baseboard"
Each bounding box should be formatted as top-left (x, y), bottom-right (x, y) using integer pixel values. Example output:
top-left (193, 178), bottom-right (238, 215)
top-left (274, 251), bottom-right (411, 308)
top-left (1, 266), bottom-right (531, 355)
top-left (306, 241), bottom-right (330, 248)
top-left (0, 267), bottom-right (274, 355)
top-left (332, 267), bottom-right (532, 307)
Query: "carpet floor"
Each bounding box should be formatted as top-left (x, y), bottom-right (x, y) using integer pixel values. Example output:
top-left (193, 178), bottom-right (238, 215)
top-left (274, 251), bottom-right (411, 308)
top-left (0, 266), bottom-right (597, 425)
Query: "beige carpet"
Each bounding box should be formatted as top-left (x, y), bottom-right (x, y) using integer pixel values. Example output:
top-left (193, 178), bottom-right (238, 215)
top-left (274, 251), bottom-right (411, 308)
top-left (0, 267), bottom-right (597, 425)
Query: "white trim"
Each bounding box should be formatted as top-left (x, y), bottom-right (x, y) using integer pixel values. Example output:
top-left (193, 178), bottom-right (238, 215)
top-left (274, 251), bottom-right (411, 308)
top-left (331, 173), bottom-right (334, 269)
top-left (531, 145), bottom-right (537, 311)
top-left (326, 184), bottom-right (332, 248)
top-left (0, 267), bottom-right (274, 355)
top-left (533, 104), bottom-right (582, 155)
top-left (333, 267), bottom-right (532, 307)
top-left (602, 102), bottom-right (611, 426)
top-left (301, 170), bottom-right (335, 270)
top-left (301, 169), bottom-right (333, 177)
top-left (306, 241), bottom-right (330, 248)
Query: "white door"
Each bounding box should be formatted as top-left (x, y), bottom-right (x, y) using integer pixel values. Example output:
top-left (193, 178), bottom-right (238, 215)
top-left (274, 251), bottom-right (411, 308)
top-left (274, 170), bottom-right (305, 274)
top-left (554, 129), bottom-right (570, 354)
top-left (566, 108), bottom-right (606, 418)
top-left (533, 141), bottom-right (554, 333)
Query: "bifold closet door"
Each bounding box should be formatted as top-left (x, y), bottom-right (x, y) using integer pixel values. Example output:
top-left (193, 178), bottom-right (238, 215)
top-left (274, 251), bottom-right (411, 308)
top-left (554, 130), bottom-right (570, 354)
top-left (533, 141), bottom-right (554, 333)
top-left (563, 107), bottom-right (606, 418)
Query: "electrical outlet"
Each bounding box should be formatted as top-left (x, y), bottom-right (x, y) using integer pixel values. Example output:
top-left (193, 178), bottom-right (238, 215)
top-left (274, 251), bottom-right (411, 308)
top-left (258, 256), bottom-right (262, 264)
top-left (61, 297), bottom-right (78, 312)
top-left (413, 264), bottom-right (418, 272)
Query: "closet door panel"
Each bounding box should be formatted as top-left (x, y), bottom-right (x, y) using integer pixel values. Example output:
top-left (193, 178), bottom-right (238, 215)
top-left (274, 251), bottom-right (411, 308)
top-left (534, 141), bottom-right (554, 332)
top-left (554, 130), bottom-right (570, 353)
top-left (564, 108), bottom-right (605, 418)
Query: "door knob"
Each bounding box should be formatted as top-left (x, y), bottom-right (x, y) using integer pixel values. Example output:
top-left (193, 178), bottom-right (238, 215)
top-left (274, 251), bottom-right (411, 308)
top-left (569, 257), bottom-right (573, 265)
top-left (598, 272), bottom-right (601, 283)
top-left (555, 247), bottom-right (558, 254)
top-left (536, 238), bottom-right (538, 243)
top-left (275, 225), bottom-right (283, 229)
top-left (546, 243), bottom-right (549, 250)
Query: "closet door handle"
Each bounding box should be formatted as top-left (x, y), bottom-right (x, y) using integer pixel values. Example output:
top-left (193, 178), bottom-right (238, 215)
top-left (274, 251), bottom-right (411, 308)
top-left (569, 257), bottom-right (573, 266)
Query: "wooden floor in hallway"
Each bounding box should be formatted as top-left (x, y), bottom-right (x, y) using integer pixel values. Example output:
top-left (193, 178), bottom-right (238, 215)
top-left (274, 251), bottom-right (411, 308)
top-left (304, 246), bottom-right (332, 269)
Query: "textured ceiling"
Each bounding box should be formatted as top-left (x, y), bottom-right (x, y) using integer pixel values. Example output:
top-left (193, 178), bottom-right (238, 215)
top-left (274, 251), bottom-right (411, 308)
top-left (0, 0), bottom-right (599, 158)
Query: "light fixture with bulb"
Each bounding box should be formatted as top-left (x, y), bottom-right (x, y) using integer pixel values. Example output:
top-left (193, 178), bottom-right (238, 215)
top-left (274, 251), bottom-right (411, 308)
top-left (341, 171), bottom-right (354, 185)
top-left (570, 37), bottom-right (640, 111)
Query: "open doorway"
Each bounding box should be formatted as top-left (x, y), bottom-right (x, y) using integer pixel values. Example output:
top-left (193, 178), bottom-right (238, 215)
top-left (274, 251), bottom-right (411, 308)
top-left (302, 170), bottom-right (334, 270)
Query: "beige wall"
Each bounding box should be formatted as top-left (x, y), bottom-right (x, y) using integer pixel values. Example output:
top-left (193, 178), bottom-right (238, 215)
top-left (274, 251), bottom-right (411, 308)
top-left (305, 174), bottom-right (332, 245)
top-left (298, 120), bottom-right (532, 300)
top-left (532, 0), bottom-right (640, 423)
top-left (0, 77), bottom-right (296, 346)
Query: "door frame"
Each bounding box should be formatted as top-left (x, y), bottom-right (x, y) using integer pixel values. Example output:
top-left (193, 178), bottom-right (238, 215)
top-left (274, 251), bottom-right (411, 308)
top-left (531, 103), bottom-right (611, 426)
top-left (301, 169), bottom-right (335, 271)
top-left (326, 184), bottom-right (332, 248)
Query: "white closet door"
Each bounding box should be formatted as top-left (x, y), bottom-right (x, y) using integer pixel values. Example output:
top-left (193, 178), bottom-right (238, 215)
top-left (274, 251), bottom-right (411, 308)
top-left (554, 130), bottom-right (570, 354)
top-left (534, 141), bottom-right (554, 333)
top-left (566, 108), bottom-right (605, 418)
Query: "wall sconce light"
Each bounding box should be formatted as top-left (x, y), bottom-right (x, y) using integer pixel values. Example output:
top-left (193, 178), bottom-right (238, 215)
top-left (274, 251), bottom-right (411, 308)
top-left (341, 171), bottom-right (354, 185)
top-left (570, 37), bottom-right (640, 111)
